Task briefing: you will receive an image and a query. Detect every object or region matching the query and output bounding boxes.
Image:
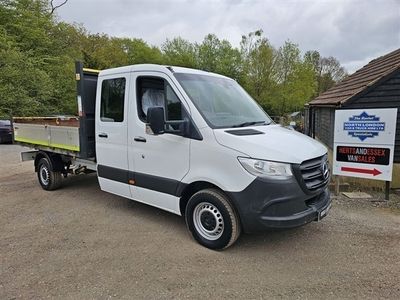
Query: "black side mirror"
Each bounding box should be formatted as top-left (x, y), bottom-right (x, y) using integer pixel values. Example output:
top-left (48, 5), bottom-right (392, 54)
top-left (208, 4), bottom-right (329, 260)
top-left (146, 106), bottom-right (165, 135)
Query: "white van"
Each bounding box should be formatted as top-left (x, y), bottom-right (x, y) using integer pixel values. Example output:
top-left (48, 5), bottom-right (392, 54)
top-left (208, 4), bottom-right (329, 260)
top-left (14, 63), bottom-right (331, 249)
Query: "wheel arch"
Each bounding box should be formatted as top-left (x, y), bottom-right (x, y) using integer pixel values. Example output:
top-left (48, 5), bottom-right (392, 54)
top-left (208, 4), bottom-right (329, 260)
top-left (182, 183), bottom-right (242, 249)
top-left (179, 181), bottom-right (241, 224)
top-left (34, 151), bottom-right (64, 172)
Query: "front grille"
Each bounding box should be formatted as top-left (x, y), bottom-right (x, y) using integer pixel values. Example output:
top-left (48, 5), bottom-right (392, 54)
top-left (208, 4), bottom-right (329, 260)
top-left (300, 155), bottom-right (330, 191)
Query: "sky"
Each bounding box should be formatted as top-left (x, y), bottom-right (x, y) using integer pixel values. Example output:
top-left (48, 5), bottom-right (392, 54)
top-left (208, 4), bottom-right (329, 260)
top-left (57, 0), bottom-right (400, 73)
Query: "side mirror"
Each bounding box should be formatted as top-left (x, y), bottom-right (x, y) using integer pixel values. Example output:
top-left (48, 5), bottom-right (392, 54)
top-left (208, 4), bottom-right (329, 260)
top-left (146, 106), bottom-right (165, 135)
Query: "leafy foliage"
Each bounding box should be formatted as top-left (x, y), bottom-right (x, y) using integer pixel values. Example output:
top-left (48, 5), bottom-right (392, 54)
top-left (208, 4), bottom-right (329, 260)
top-left (0, 0), bottom-right (347, 118)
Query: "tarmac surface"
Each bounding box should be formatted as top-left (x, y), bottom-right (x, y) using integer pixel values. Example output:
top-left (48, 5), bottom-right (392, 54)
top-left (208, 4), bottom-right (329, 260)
top-left (1, 144), bottom-right (400, 299)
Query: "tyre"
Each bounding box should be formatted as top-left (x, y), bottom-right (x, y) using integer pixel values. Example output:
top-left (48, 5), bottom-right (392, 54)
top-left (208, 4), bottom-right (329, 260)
top-left (37, 157), bottom-right (62, 190)
top-left (185, 189), bottom-right (241, 250)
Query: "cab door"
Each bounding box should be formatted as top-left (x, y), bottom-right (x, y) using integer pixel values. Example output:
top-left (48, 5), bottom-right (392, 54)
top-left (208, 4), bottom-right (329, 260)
top-left (96, 74), bottom-right (131, 198)
top-left (127, 72), bottom-right (190, 214)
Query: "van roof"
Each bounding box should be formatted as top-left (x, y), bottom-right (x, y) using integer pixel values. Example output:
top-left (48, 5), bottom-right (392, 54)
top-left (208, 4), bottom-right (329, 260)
top-left (99, 64), bottom-right (229, 79)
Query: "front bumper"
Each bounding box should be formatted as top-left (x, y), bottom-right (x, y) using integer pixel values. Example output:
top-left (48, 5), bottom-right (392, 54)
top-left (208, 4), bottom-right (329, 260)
top-left (227, 176), bottom-right (331, 233)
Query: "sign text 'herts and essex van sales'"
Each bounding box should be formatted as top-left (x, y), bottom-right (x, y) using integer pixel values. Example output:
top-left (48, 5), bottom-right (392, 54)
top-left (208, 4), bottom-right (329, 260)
top-left (333, 108), bottom-right (398, 181)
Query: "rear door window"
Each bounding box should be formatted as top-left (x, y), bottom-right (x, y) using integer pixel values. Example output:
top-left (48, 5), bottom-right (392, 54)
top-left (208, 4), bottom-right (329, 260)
top-left (100, 78), bottom-right (126, 122)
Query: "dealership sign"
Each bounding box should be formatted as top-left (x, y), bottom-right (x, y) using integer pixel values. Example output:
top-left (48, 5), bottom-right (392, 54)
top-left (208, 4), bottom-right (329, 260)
top-left (333, 108), bottom-right (398, 181)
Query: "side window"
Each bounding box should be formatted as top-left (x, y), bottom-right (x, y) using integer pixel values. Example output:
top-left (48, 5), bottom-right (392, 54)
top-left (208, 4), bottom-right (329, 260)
top-left (101, 78), bottom-right (126, 122)
top-left (137, 77), bottom-right (185, 122)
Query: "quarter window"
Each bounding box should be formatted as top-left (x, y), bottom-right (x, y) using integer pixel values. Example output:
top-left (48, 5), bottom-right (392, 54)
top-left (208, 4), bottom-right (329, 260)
top-left (166, 84), bottom-right (182, 120)
top-left (100, 78), bottom-right (126, 122)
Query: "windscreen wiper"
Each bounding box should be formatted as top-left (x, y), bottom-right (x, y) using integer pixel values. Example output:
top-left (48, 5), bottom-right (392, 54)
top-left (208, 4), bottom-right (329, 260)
top-left (231, 121), bottom-right (269, 128)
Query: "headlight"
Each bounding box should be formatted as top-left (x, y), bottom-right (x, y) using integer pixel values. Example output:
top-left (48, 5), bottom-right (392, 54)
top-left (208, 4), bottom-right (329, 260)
top-left (238, 157), bottom-right (293, 179)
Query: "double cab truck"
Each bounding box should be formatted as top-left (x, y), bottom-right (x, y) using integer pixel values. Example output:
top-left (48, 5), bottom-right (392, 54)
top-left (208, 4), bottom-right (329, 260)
top-left (13, 62), bottom-right (331, 250)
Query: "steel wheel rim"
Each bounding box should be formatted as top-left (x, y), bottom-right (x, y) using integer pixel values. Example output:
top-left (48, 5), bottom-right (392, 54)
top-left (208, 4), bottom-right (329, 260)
top-left (39, 164), bottom-right (50, 186)
top-left (193, 202), bottom-right (224, 240)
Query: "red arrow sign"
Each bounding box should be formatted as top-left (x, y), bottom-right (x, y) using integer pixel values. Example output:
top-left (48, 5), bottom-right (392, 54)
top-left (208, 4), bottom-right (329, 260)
top-left (341, 166), bottom-right (382, 176)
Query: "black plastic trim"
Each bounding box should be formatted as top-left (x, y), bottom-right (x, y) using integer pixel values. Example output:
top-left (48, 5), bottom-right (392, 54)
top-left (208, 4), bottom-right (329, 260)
top-left (225, 129), bottom-right (265, 136)
top-left (97, 165), bottom-right (128, 184)
top-left (135, 172), bottom-right (180, 196)
top-left (292, 154), bottom-right (330, 194)
top-left (97, 164), bottom-right (187, 197)
top-left (226, 176), bottom-right (331, 233)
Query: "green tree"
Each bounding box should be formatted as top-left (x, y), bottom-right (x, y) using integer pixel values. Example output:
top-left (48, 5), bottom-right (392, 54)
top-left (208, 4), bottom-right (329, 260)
top-left (240, 30), bottom-right (279, 113)
top-left (198, 34), bottom-right (241, 79)
top-left (276, 61), bottom-right (316, 114)
top-left (124, 38), bottom-right (163, 65)
top-left (304, 50), bottom-right (347, 96)
top-left (197, 34), bottom-right (220, 71)
top-left (0, 0), bottom-right (73, 116)
top-left (162, 37), bottom-right (197, 68)
top-left (0, 1), bottom-right (348, 119)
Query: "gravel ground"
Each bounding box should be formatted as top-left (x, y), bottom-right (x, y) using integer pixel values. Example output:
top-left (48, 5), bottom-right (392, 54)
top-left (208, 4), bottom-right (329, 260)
top-left (1, 144), bottom-right (400, 299)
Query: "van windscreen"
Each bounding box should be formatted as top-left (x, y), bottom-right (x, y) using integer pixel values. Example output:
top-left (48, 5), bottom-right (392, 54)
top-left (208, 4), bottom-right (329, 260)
top-left (174, 73), bottom-right (272, 129)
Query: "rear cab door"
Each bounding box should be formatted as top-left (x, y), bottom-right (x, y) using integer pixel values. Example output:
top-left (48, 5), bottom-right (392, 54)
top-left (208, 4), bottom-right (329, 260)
top-left (96, 72), bottom-right (131, 198)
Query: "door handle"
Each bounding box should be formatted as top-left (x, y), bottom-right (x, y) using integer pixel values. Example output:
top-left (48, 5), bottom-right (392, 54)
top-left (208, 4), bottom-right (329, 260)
top-left (98, 133), bottom-right (108, 138)
top-left (134, 136), bottom-right (146, 143)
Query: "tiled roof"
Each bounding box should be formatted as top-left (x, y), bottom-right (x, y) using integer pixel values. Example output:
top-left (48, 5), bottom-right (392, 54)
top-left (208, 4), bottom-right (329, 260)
top-left (309, 48), bottom-right (400, 105)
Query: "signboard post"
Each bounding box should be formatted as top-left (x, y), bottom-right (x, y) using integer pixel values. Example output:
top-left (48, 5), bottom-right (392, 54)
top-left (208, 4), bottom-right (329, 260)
top-left (333, 108), bottom-right (398, 199)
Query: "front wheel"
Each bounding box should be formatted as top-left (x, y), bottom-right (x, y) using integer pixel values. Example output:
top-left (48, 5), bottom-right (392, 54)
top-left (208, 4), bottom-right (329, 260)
top-left (185, 189), bottom-right (241, 250)
top-left (37, 158), bottom-right (62, 190)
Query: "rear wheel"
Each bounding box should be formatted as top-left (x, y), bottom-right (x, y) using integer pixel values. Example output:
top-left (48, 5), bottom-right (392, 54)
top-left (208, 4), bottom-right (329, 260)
top-left (185, 189), bottom-right (241, 250)
top-left (37, 158), bottom-right (62, 190)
